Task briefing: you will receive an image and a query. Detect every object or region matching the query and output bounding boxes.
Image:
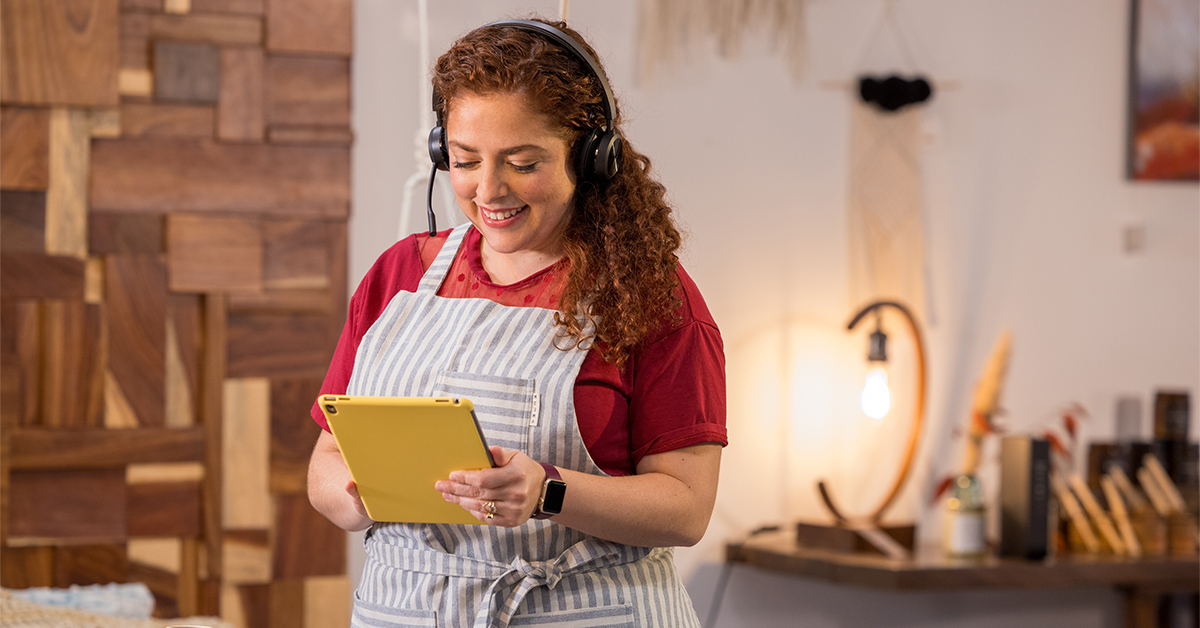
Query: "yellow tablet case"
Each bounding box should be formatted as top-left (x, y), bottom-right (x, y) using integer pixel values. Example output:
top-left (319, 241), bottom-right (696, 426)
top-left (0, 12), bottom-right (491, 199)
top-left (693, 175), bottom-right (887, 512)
top-left (319, 395), bottom-right (495, 525)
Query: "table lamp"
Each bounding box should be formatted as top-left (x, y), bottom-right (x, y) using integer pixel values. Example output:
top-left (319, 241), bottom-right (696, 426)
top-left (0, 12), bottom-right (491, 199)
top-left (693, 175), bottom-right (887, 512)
top-left (808, 300), bottom-right (927, 559)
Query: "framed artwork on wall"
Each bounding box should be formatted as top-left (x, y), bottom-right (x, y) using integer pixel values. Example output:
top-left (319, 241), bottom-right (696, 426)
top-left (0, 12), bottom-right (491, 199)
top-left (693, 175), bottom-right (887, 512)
top-left (1127, 0), bottom-right (1200, 181)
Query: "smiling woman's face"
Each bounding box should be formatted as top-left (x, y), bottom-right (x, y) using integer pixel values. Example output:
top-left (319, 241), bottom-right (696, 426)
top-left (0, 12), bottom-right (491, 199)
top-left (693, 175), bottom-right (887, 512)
top-left (446, 91), bottom-right (577, 280)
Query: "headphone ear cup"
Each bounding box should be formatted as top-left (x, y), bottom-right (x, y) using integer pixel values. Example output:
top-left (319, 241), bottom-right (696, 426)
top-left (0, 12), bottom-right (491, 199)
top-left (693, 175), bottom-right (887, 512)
top-left (577, 126), bottom-right (622, 182)
top-left (595, 130), bottom-right (622, 180)
top-left (428, 126), bottom-right (449, 171)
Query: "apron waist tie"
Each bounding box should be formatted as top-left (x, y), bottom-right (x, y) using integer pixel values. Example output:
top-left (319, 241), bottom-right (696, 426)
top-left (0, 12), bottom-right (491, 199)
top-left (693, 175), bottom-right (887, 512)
top-left (366, 537), bottom-right (653, 628)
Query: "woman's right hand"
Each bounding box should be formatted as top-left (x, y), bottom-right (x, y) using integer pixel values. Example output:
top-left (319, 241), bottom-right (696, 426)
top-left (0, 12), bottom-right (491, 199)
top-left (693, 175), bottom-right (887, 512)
top-left (308, 430), bottom-right (374, 531)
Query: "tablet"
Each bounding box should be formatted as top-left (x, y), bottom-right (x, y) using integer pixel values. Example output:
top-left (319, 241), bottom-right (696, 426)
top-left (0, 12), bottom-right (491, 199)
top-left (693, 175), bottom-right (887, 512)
top-left (319, 395), bottom-right (496, 525)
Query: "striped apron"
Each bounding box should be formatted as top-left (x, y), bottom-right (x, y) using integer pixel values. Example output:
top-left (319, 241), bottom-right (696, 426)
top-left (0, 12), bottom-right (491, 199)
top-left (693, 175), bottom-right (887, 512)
top-left (345, 224), bottom-right (701, 628)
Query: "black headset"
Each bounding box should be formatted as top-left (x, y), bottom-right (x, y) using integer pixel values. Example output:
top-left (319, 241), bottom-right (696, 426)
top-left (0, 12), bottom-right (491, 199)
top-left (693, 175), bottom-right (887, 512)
top-left (423, 19), bottom-right (623, 236)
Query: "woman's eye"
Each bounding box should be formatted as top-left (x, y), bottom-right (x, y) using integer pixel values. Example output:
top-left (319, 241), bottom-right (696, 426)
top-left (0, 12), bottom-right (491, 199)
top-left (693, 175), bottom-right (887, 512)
top-left (511, 163), bottom-right (538, 173)
top-left (452, 161), bottom-right (477, 169)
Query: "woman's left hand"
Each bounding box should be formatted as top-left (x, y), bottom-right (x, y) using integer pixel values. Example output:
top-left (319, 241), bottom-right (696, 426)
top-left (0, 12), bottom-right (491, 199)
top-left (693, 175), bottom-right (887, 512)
top-left (436, 446), bottom-right (544, 526)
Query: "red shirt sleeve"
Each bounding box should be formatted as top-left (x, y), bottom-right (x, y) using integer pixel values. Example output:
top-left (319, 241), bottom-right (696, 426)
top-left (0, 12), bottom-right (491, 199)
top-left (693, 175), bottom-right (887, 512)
top-left (628, 266), bottom-right (727, 463)
top-left (574, 265), bottom-right (728, 475)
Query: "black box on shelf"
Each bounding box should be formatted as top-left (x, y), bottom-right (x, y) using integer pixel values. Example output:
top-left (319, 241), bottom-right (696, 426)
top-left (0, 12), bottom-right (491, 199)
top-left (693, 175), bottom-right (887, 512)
top-left (1000, 436), bottom-right (1051, 560)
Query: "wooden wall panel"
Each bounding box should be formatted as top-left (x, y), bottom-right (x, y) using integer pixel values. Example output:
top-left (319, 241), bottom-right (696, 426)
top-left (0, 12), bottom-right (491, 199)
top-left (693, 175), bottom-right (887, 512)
top-left (167, 214), bottom-right (263, 292)
top-left (40, 300), bottom-right (104, 428)
top-left (91, 139), bottom-right (351, 217)
top-left (227, 313), bottom-right (330, 378)
top-left (0, 190), bottom-right (47, 253)
top-left (265, 0), bottom-right (351, 56)
top-left (88, 108), bottom-right (122, 138)
top-left (129, 561), bottom-right (180, 616)
top-left (89, 212), bottom-right (164, 254)
top-left (106, 254), bottom-right (167, 426)
top-left (8, 468), bottom-right (126, 540)
top-left (0, 252), bottom-right (85, 298)
top-left (128, 481), bottom-right (202, 537)
top-left (269, 378), bottom-right (322, 494)
top-left (237, 584), bottom-right (272, 628)
top-left (154, 41), bottom-right (221, 104)
top-left (268, 579), bottom-right (304, 628)
top-left (224, 529), bottom-right (271, 584)
top-left (11, 300), bottom-right (41, 426)
top-left (200, 294), bottom-right (227, 611)
top-left (0, 0), bottom-right (120, 107)
top-left (304, 576), bottom-right (350, 628)
top-left (55, 544), bottom-right (129, 586)
top-left (273, 494), bottom-right (343, 578)
top-left (1, 352), bottom-right (22, 429)
top-left (118, 68), bottom-right (154, 99)
top-left (267, 125), bottom-right (353, 146)
top-left (0, 546), bottom-right (54, 587)
top-left (262, 219), bottom-right (330, 290)
top-left (119, 11), bottom-right (150, 71)
top-left (219, 47), bottom-right (265, 141)
top-left (121, 102), bottom-right (214, 138)
top-left (166, 294), bottom-right (203, 427)
top-left (46, 108), bottom-right (91, 258)
top-left (265, 56), bottom-right (350, 127)
top-left (119, 0), bottom-right (158, 11)
top-left (7, 427), bottom-right (205, 470)
top-left (148, 13), bottom-right (263, 45)
top-left (0, 107), bottom-right (51, 189)
top-left (223, 378), bottom-right (271, 529)
top-left (228, 288), bottom-right (333, 314)
top-left (192, 0), bottom-right (263, 14)
top-left (328, 219), bottom-right (348, 340)
top-left (2, 0), bottom-right (352, 616)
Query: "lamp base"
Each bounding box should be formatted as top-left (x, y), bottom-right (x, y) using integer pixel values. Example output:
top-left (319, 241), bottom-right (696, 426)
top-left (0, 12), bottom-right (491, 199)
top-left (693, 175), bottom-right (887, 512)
top-left (796, 521), bottom-right (916, 558)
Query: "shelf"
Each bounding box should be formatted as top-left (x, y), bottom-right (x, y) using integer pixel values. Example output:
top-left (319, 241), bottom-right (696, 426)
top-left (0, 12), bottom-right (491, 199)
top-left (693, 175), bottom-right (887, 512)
top-left (727, 530), bottom-right (1199, 592)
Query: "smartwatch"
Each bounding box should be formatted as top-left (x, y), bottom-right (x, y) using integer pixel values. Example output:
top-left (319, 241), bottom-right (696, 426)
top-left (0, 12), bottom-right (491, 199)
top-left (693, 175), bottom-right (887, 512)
top-left (532, 462), bottom-right (566, 520)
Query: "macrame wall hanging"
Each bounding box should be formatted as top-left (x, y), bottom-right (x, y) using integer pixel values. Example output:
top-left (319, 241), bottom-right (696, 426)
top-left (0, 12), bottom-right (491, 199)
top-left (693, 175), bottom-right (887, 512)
top-left (842, 0), bottom-right (938, 320)
top-left (636, 0), bottom-right (808, 82)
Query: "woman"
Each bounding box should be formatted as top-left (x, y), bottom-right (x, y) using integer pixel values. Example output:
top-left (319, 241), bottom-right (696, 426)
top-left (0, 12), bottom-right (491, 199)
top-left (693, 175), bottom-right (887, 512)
top-left (308, 17), bottom-right (726, 627)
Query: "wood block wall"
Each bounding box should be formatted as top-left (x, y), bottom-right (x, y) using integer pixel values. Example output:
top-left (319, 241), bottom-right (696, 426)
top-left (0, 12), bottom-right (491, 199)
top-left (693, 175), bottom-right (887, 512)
top-left (1, 0), bottom-right (351, 626)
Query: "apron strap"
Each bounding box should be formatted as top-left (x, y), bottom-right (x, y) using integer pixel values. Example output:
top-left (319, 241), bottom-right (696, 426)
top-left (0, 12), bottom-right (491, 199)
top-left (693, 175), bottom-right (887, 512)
top-left (417, 223), bottom-right (473, 295)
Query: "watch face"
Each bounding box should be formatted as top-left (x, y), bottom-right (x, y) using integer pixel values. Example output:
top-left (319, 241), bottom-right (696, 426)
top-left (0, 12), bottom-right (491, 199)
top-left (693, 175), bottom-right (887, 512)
top-left (541, 479), bottom-right (567, 514)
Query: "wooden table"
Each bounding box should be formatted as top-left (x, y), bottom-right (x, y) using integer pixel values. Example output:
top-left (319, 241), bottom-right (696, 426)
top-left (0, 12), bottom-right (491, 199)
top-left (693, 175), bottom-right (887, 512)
top-left (726, 530), bottom-right (1199, 628)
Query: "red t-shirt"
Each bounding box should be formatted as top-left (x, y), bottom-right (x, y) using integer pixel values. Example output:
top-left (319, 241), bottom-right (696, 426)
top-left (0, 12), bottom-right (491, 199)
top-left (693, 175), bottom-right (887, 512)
top-left (312, 227), bottom-right (727, 476)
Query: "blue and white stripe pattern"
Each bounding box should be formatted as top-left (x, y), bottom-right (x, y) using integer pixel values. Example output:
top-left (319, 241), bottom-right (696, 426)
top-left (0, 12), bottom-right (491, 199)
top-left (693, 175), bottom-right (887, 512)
top-left (346, 224), bottom-right (700, 627)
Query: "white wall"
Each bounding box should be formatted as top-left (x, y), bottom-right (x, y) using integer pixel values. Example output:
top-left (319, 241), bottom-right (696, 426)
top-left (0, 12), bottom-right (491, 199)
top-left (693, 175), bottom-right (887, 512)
top-left (351, 1), bottom-right (1199, 625)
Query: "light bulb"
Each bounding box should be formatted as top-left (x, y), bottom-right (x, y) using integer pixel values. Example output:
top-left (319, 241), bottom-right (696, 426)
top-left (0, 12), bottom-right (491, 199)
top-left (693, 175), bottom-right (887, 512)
top-left (861, 365), bottom-right (891, 419)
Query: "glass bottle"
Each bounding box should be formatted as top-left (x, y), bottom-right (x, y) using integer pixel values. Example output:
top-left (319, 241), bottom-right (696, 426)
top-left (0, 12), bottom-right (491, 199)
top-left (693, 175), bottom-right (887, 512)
top-left (944, 473), bottom-right (987, 557)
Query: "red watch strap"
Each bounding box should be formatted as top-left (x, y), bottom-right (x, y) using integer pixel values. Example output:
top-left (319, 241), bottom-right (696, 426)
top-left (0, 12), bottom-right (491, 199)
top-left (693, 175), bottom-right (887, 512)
top-left (539, 462), bottom-right (561, 482)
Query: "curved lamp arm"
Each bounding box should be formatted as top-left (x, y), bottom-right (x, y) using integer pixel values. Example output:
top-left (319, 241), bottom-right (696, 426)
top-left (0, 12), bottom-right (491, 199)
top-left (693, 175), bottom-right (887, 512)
top-left (817, 300), bottom-right (927, 525)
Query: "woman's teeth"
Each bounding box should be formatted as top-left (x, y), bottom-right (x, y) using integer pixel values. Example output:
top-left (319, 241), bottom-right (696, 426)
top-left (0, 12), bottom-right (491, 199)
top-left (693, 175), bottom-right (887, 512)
top-left (483, 206), bottom-right (525, 221)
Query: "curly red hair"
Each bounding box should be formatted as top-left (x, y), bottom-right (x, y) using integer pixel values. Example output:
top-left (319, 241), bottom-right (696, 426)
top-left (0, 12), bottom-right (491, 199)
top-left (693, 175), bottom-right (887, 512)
top-left (432, 18), bottom-right (682, 363)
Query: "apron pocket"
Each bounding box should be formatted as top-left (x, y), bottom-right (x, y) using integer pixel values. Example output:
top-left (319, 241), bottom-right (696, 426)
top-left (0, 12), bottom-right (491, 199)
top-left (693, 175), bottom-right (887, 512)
top-left (435, 371), bottom-right (535, 452)
top-left (509, 603), bottom-right (635, 628)
top-left (352, 594), bottom-right (437, 628)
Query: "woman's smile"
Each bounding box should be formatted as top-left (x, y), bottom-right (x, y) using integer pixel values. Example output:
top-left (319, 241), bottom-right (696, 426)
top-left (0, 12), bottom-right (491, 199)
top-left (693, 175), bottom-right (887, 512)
top-left (479, 204), bottom-right (529, 224)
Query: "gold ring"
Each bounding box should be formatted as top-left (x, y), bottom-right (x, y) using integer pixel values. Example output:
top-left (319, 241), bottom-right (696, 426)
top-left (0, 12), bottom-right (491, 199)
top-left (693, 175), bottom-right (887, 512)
top-left (486, 512), bottom-right (494, 520)
top-left (484, 500), bottom-right (497, 515)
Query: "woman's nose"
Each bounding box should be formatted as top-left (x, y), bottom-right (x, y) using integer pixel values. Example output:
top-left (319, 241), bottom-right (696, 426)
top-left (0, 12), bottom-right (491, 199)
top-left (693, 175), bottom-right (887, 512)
top-left (476, 162), bottom-right (508, 204)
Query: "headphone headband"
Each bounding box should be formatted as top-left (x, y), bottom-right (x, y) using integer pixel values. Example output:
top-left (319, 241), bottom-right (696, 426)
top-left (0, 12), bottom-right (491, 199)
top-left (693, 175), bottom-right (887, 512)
top-left (482, 19), bottom-right (617, 128)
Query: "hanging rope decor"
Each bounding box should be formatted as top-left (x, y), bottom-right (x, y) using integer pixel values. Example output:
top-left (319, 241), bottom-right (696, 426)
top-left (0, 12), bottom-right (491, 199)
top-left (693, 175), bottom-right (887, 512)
top-left (636, 0), bottom-right (808, 83)
top-left (844, 0), bottom-right (935, 318)
top-left (845, 95), bottom-right (929, 316)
